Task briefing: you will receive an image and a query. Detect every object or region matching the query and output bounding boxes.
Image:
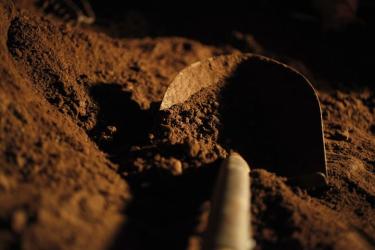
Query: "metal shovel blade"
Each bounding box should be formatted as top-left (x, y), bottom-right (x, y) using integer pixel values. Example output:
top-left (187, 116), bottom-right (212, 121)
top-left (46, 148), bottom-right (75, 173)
top-left (161, 53), bottom-right (327, 186)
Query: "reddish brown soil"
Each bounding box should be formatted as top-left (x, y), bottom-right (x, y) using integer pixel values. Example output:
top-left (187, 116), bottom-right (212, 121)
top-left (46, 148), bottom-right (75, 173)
top-left (0, 1), bottom-right (374, 250)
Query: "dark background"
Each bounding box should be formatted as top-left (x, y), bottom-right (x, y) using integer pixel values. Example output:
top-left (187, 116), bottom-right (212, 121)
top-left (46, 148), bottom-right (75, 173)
top-left (88, 0), bottom-right (374, 87)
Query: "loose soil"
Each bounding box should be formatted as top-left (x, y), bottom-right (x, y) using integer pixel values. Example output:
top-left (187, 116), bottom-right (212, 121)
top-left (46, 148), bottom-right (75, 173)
top-left (0, 1), bottom-right (374, 250)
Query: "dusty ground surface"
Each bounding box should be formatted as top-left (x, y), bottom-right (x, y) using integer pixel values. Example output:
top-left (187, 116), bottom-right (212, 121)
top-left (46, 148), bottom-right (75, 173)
top-left (0, 1), bottom-right (374, 250)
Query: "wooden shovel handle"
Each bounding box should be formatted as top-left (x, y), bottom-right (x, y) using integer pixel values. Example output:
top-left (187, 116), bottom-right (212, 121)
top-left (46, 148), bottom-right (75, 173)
top-left (204, 152), bottom-right (255, 250)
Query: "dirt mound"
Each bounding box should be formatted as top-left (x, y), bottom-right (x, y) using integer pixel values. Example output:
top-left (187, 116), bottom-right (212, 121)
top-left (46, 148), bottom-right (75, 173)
top-left (0, 1), bottom-right (374, 250)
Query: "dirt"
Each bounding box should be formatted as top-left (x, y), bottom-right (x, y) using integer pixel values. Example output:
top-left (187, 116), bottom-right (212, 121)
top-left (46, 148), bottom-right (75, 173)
top-left (0, 1), bottom-right (374, 250)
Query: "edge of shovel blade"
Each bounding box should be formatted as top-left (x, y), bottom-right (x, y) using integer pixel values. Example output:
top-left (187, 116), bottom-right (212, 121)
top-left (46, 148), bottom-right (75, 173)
top-left (161, 53), bottom-right (327, 185)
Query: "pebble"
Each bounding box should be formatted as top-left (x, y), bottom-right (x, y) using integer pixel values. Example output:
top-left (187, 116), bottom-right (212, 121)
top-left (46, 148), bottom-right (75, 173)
top-left (154, 154), bottom-right (161, 161)
top-left (170, 158), bottom-right (183, 175)
top-left (15, 154), bottom-right (26, 168)
top-left (106, 125), bottom-right (117, 134)
top-left (188, 140), bottom-right (200, 157)
top-left (12, 210), bottom-right (27, 233)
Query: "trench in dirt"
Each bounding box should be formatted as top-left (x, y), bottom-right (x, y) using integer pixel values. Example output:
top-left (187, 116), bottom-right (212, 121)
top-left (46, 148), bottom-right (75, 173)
top-left (89, 83), bottom-right (217, 249)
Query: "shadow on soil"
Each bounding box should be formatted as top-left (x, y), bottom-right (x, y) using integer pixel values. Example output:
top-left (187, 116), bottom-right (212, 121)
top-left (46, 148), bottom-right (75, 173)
top-left (109, 166), bottom-right (216, 250)
top-left (89, 83), bottom-right (153, 156)
top-left (90, 83), bottom-right (217, 250)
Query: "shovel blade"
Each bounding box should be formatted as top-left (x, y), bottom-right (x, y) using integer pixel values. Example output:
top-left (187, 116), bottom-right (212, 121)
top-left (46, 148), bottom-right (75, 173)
top-left (161, 54), bottom-right (327, 183)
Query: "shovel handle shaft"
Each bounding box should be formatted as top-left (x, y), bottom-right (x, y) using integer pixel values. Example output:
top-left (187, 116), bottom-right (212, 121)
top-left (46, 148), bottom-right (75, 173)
top-left (205, 153), bottom-right (254, 250)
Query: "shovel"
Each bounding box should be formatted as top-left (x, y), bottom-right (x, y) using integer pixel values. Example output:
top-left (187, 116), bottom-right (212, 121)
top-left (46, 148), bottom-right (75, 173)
top-left (160, 53), bottom-right (327, 249)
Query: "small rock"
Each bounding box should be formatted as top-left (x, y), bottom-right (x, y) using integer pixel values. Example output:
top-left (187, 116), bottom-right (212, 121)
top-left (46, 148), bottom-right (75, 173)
top-left (12, 210), bottom-right (27, 233)
top-left (133, 158), bottom-right (145, 172)
top-left (106, 125), bottom-right (117, 134)
top-left (188, 140), bottom-right (200, 157)
top-left (154, 154), bottom-right (161, 161)
top-left (15, 154), bottom-right (26, 168)
top-left (148, 133), bottom-right (155, 140)
top-left (99, 125), bottom-right (117, 142)
top-left (170, 158), bottom-right (183, 175)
